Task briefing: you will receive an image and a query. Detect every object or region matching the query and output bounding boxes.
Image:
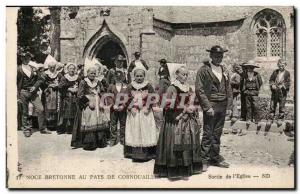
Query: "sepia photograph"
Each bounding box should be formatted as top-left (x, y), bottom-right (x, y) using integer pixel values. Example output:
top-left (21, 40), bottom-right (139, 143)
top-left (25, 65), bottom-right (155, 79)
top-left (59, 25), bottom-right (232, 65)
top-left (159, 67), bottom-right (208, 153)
top-left (6, 5), bottom-right (295, 189)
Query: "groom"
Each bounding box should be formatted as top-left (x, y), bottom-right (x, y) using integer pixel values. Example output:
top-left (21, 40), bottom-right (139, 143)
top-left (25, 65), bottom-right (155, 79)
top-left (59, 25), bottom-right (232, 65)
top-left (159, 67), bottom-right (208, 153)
top-left (195, 45), bottom-right (233, 171)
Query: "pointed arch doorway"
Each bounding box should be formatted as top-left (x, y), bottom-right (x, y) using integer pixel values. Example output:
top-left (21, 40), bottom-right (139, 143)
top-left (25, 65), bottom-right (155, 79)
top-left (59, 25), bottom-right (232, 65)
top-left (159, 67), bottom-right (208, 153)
top-left (95, 40), bottom-right (127, 69)
top-left (83, 19), bottom-right (129, 69)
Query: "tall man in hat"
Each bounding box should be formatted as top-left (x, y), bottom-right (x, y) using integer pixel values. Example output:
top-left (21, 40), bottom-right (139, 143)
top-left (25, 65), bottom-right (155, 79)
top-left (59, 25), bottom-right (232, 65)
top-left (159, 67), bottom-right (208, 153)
top-left (195, 45), bottom-right (233, 170)
top-left (17, 51), bottom-right (51, 137)
top-left (157, 59), bottom-right (171, 96)
top-left (127, 52), bottom-right (149, 83)
top-left (107, 54), bottom-right (128, 84)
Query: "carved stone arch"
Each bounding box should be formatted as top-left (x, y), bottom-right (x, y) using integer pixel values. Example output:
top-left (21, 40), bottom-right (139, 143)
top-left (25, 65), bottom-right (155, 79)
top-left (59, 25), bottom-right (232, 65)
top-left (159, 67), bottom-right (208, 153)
top-left (83, 19), bottom-right (129, 64)
top-left (250, 8), bottom-right (286, 60)
top-left (251, 8), bottom-right (286, 34)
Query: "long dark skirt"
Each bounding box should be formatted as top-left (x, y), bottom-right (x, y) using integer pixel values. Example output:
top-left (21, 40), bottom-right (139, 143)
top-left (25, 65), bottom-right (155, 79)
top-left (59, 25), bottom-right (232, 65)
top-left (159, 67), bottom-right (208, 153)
top-left (71, 109), bottom-right (109, 150)
top-left (58, 96), bottom-right (77, 134)
top-left (43, 89), bottom-right (59, 129)
top-left (154, 119), bottom-right (202, 178)
top-left (124, 146), bottom-right (156, 161)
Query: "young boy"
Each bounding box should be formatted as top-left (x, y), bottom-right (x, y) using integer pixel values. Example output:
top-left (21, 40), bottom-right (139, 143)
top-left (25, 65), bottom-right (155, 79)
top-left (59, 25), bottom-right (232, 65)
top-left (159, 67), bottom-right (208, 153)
top-left (107, 70), bottom-right (128, 146)
top-left (269, 59), bottom-right (291, 120)
top-left (241, 60), bottom-right (263, 126)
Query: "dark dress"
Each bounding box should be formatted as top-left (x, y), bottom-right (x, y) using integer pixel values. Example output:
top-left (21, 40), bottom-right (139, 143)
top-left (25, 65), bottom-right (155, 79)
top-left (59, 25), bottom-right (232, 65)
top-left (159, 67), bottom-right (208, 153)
top-left (57, 74), bottom-right (81, 134)
top-left (154, 84), bottom-right (202, 178)
top-left (41, 71), bottom-right (62, 129)
top-left (71, 78), bottom-right (109, 150)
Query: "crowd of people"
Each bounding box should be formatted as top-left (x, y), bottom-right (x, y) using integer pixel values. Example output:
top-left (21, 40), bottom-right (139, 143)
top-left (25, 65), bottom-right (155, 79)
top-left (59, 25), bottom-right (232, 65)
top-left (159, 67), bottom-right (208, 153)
top-left (17, 44), bottom-right (292, 180)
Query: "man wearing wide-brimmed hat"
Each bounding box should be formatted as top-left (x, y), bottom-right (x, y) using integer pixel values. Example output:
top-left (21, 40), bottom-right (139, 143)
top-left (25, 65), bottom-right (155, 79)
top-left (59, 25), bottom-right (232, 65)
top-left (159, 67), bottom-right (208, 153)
top-left (127, 52), bottom-right (149, 83)
top-left (157, 58), bottom-right (171, 95)
top-left (17, 51), bottom-right (51, 137)
top-left (195, 45), bottom-right (233, 170)
top-left (240, 60), bottom-right (263, 127)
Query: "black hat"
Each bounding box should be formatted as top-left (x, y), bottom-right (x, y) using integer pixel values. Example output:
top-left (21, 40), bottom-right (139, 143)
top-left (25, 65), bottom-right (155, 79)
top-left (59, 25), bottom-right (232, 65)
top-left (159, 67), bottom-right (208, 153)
top-left (158, 59), bottom-right (167, 64)
top-left (206, 45), bottom-right (228, 53)
top-left (134, 52), bottom-right (141, 56)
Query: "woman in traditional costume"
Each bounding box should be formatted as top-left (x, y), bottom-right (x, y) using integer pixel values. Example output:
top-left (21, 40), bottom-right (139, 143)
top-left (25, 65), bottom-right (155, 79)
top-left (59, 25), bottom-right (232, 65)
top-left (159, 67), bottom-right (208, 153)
top-left (71, 66), bottom-right (109, 150)
top-left (57, 63), bottom-right (81, 134)
top-left (124, 66), bottom-right (158, 161)
top-left (41, 61), bottom-right (63, 130)
top-left (154, 66), bottom-right (202, 180)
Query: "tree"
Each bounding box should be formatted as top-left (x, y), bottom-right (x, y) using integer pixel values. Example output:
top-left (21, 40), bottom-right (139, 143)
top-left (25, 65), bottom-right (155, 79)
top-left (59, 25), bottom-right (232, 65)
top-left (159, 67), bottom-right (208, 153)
top-left (17, 7), bottom-right (50, 65)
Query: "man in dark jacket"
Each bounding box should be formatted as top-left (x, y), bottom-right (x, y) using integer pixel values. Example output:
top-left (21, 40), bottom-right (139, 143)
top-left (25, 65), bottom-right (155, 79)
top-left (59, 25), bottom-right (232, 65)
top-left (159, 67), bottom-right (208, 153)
top-left (107, 54), bottom-right (127, 84)
top-left (157, 58), bottom-right (171, 96)
top-left (127, 52), bottom-right (148, 83)
top-left (269, 59), bottom-right (291, 120)
top-left (17, 51), bottom-right (51, 137)
top-left (195, 45), bottom-right (233, 170)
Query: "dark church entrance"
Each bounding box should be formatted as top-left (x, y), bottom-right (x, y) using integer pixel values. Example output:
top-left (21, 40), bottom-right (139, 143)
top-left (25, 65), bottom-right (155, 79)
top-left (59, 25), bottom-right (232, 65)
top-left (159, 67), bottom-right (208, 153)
top-left (95, 40), bottom-right (127, 69)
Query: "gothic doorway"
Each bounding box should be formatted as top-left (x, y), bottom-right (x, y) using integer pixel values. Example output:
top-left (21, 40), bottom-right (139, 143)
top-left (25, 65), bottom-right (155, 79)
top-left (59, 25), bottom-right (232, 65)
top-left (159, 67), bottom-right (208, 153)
top-left (83, 19), bottom-right (129, 70)
top-left (95, 40), bottom-right (127, 69)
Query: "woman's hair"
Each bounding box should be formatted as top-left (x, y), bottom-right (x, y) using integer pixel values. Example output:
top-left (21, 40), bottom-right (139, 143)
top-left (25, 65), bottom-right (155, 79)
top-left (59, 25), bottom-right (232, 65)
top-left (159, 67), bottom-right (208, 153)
top-left (133, 69), bottom-right (146, 76)
top-left (48, 61), bottom-right (57, 68)
top-left (175, 66), bottom-right (187, 75)
top-left (67, 63), bottom-right (76, 70)
top-left (87, 66), bottom-right (97, 74)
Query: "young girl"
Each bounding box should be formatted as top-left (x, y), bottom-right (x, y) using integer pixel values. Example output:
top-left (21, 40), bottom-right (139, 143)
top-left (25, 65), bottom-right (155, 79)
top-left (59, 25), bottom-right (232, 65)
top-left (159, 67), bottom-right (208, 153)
top-left (124, 66), bottom-right (158, 161)
top-left (154, 66), bottom-right (202, 180)
top-left (71, 66), bottom-right (109, 150)
top-left (57, 63), bottom-right (81, 134)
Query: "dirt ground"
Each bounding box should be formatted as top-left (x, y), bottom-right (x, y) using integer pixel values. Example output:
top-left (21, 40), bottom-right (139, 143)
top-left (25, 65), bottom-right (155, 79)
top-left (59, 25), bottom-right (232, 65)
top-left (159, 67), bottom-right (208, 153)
top-left (16, 130), bottom-right (294, 188)
top-left (18, 130), bottom-right (294, 168)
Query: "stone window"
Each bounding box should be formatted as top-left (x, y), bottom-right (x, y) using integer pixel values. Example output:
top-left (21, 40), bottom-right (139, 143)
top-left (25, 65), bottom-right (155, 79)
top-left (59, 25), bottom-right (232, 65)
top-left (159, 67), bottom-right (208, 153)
top-left (253, 9), bottom-right (286, 61)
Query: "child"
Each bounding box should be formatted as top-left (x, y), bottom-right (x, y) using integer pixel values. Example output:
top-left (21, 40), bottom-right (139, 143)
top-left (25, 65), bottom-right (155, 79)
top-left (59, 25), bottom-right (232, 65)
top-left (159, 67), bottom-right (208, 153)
top-left (107, 70), bottom-right (128, 146)
top-left (269, 59), bottom-right (291, 120)
top-left (154, 66), bottom-right (202, 180)
top-left (241, 60), bottom-right (263, 125)
top-left (124, 66), bottom-right (158, 161)
top-left (71, 66), bottom-right (109, 150)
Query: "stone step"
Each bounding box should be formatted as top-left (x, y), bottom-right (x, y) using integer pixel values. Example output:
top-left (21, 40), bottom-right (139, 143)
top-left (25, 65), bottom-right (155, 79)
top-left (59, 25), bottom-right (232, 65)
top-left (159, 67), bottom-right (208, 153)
top-left (223, 120), bottom-right (294, 133)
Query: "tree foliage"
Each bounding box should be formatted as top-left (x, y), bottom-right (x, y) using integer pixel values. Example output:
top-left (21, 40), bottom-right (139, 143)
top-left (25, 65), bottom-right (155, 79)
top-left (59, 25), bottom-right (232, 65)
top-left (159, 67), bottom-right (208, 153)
top-left (17, 7), bottom-right (50, 65)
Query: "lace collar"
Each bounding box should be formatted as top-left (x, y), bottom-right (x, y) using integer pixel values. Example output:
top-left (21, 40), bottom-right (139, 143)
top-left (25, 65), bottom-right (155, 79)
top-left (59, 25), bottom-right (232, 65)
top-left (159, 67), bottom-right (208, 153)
top-left (65, 74), bottom-right (78, 82)
top-left (131, 80), bottom-right (148, 90)
top-left (172, 79), bottom-right (190, 92)
top-left (84, 77), bottom-right (98, 88)
top-left (45, 69), bottom-right (60, 79)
